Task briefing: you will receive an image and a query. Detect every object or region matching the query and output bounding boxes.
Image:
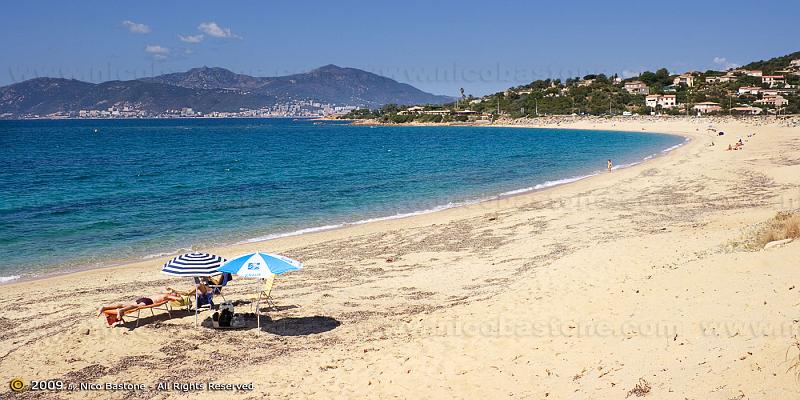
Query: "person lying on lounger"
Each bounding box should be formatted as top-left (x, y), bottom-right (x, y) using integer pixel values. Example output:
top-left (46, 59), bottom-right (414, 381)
top-left (97, 290), bottom-right (183, 320)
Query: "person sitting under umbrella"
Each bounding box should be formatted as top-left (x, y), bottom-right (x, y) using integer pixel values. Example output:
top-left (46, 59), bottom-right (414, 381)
top-left (167, 273), bottom-right (232, 308)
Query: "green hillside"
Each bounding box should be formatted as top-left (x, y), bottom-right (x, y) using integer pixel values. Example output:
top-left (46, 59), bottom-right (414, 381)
top-left (344, 51), bottom-right (800, 122)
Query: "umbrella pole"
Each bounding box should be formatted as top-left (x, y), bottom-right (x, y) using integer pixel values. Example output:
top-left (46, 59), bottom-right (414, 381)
top-left (194, 281), bottom-right (199, 327)
top-left (255, 279), bottom-right (263, 329)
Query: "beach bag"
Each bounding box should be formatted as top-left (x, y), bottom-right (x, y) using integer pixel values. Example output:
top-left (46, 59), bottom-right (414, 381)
top-left (219, 301), bottom-right (234, 327)
top-left (213, 301), bottom-right (235, 328)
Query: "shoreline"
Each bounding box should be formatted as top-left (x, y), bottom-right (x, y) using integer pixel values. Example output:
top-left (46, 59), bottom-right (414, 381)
top-left (2, 123), bottom-right (690, 287)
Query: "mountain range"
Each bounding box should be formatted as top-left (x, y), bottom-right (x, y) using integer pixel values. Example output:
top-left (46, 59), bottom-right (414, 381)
top-left (0, 65), bottom-right (452, 116)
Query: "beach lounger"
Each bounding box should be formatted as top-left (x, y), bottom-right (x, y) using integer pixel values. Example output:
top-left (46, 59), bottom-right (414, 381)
top-left (103, 300), bottom-right (173, 327)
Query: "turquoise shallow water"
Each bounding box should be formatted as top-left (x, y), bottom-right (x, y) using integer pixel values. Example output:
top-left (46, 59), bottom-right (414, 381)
top-left (0, 118), bottom-right (684, 281)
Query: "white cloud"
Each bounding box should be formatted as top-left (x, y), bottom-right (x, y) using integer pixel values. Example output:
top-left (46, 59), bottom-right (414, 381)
top-left (145, 45), bottom-right (170, 60)
top-left (179, 34), bottom-right (204, 43)
top-left (621, 69), bottom-right (640, 79)
top-left (145, 45), bottom-right (169, 55)
top-left (198, 22), bottom-right (240, 39)
top-left (122, 20), bottom-right (151, 34)
top-left (713, 57), bottom-right (740, 70)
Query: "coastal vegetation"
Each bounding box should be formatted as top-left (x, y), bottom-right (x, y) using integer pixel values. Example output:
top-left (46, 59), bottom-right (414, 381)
top-left (343, 51), bottom-right (800, 122)
top-left (755, 212), bottom-right (800, 249)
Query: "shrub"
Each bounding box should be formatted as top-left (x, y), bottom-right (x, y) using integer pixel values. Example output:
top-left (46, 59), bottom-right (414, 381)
top-left (755, 212), bottom-right (800, 248)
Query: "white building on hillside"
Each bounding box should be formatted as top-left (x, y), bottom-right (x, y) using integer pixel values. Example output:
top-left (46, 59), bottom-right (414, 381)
top-left (705, 74), bottom-right (737, 84)
top-left (730, 106), bottom-right (763, 115)
top-left (738, 86), bottom-right (762, 95)
top-left (761, 75), bottom-right (786, 87)
top-left (398, 106), bottom-right (425, 115)
top-left (645, 94), bottom-right (677, 109)
top-left (761, 88), bottom-right (796, 96)
top-left (624, 81), bottom-right (649, 95)
top-left (755, 95), bottom-right (788, 107)
top-left (673, 74), bottom-right (695, 87)
top-left (693, 102), bottom-right (722, 114)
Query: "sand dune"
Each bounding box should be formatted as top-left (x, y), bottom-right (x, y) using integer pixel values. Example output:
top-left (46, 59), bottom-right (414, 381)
top-left (2, 116), bottom-right (799, 399)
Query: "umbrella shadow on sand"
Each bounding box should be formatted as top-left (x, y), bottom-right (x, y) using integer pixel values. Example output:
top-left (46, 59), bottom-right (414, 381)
top-left (260, 316), bottom-right (341, 336)
top-left (200, 314), bottom-right (340, 335)
top-left (231, 300), bottom-right (299, 313)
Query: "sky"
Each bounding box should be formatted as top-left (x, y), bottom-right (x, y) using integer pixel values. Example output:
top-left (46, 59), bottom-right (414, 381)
top-left (1, 0), bottom-right (798, 97)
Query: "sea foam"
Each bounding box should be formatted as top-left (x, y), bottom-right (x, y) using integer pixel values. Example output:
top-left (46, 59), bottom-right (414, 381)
top-left (0, 275), bottom-right (20, 283)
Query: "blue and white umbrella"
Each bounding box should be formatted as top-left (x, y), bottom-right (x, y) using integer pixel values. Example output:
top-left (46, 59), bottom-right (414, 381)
top-left (218, 252), bottom-right (303, 278)
top-left (218, 252), bottom-right (302, 328)
top-left (161, 252), bottom-right (227, 277)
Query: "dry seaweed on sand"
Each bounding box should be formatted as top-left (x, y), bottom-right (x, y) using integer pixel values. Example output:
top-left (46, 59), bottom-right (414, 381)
top-left (626, 378), bottom-right (651, 397)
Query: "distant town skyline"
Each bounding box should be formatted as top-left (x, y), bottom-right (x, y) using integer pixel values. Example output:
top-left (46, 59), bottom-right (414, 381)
top-left (1, 0), bottom-right (798, 96)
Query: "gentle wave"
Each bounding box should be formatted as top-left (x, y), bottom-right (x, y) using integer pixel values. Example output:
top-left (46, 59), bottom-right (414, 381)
top-left (613, 136), bottom-right (688, 170)
top-left (142, 248), bottom-right (193, 260)
top-left (237, 138), bottom-right (687, 246)
top-left (238, 203), bottom-right (470, 244)
top-left (660, 138), bottom-right (689, 154)
top-left (238, 173), bottom-right (587, 244)
top-left (499, 174), bottom-right (598, 196)
top-left (240, 224), bottom-right (348, 243)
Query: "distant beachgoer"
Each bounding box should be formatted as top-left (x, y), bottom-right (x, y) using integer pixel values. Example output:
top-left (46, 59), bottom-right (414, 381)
top-left (607, 159), bottom-right (613, 172)
top-left (727, 144), bottom-right (733, 151)
top-left (98, 289), bottom-right (182, 320)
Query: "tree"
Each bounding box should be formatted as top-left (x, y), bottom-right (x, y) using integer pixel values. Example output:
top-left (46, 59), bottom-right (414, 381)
top-left (654, 68), bottom-right (671, 87)
top-left (639, 71), bottom-right (657, 85)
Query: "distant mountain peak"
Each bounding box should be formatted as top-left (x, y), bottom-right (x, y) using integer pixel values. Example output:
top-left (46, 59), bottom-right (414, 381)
top-left (313, 64), bottom-right (345, 72)
top-left (189, 66), bottom-right (232, 73)
top-left (183, 66), bottom-right (238, 78)
top-left (138, 66), bottom-right (257, 91)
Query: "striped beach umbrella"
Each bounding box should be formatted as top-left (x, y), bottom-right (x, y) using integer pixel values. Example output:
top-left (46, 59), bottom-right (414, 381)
top-left (161, 252), bottom-right (228, 327)
top-left (161, 252), bottom-right (227, 277)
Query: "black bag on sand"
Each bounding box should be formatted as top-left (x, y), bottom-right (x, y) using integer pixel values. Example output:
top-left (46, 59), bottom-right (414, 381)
top-left (212, 301), bottom-right (235, 328)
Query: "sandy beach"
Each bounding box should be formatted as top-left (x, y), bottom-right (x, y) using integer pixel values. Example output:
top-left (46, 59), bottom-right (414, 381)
top-left (2, 116), bottom-right (800, 399)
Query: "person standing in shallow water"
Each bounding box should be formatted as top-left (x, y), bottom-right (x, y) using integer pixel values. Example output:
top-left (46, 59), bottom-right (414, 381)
top-left (607, 159), bottom-right (613, 172)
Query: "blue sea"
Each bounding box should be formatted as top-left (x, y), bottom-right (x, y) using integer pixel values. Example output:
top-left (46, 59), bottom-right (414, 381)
top-left (0, 118), bottom-right (684, 282)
